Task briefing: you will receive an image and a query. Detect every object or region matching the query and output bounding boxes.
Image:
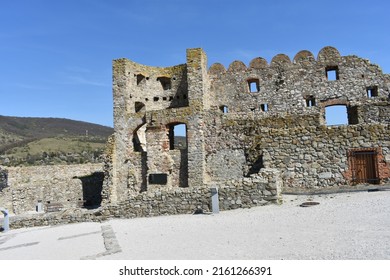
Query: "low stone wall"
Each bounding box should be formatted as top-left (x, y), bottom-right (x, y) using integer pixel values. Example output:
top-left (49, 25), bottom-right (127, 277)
top-left (5, 164), bottom-right (103, 214)
top-left (7, 168), bottom-right (282, 229)
top-left (0, 167), bottom-right (7, 190)
top-left (0, 166), bottom-right (12, 211)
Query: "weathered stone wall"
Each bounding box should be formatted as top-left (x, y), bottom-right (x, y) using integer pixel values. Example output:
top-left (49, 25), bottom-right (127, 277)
top-left (208, 46), bottom-right (389, 121)
top-left (203, 113), bottom-right (390, 190)
top-left (0, 166), bottom-right (12, 211)
top-left (9, 168), bottom-right (281, 229)
top-left (4, 47), bottom-right (389, 228)
top-left (5, 164), bottom-right (103, 214)
top-left (111, 49), bottom-right (209, 203)
top-left (0, 166), bottom-right (7, 190)
top-left (0, 166), bottom-right (12, 212)
top-left (106, 46), bottom-right (389, 206)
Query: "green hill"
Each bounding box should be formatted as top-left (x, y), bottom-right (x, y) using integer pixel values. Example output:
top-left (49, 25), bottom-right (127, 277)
top-left (0, 115), bottom-right (113, 166)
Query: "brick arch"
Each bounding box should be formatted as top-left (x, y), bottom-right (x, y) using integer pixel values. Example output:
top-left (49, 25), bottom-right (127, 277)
top-left (320, 98), bottom-right (349, 108)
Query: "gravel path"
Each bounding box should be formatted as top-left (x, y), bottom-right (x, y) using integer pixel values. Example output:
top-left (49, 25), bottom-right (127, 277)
top-left (1, 190), bottom-right (389, 260)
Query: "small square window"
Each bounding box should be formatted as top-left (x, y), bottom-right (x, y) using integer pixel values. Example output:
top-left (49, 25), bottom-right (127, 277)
top-left (136, 74), bottom-right (146, 85)
top-left (220, 105), bottom-right (228, 113)
top-left (260, 104), bottom-right (268, 112)
top-left (248, 79), bottom-right (260, 93)
top-left (366, 86), bottom-right (378, 98)
top-left (157, 77), bottom-right (171, 90)
top-left (305, 96), bottom-right (316, 107)
top-left (326, 66), bottom-right (339, 81)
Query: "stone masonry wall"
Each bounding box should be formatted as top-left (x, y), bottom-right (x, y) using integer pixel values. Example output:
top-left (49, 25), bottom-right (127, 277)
top-left (106, 46), bottom-right (389, 207)
top-left (5, 164), bottom-right (103, 214)
top-left (0, 166), bottom-right (11, 211)
top-left (208, 46), bottom-right (389, 120)
top-left (204, 113), bottom-right (390, 190)
top-left (0, 166), bottom-right (7, 190)
top-left (9, 168), bottom-right (281, 229)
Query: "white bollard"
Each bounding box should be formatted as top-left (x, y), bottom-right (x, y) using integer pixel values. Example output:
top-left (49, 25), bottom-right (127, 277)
top-left (1, 208), bottom-right (9, 232)
top-left (210, 187), bottom-right (219, 214)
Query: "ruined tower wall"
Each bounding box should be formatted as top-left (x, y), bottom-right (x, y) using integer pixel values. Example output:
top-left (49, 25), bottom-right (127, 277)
top-left (110, 50), bottom-right (209, 203)
top-left (108, 46), bottom-right (389, 207)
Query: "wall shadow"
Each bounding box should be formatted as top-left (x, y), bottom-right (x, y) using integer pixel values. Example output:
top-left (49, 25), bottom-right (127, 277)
top-left (78, 172), bottom-right (104, 209)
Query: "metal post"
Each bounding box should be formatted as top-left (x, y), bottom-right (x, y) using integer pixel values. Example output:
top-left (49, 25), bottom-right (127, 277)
top-left (1, 209), bottom-right (9, 232)
top-left (210, 187), bottom-right (219, 214)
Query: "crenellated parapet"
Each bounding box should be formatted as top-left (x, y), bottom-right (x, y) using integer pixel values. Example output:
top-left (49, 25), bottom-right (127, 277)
top-left (208, 46), bottom-right (383, 73)
top-left (207, 46), bottom-right (389, 120)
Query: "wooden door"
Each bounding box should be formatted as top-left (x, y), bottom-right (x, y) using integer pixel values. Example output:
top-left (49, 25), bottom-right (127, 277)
top-left (351, 150), bottom-right (379, 184)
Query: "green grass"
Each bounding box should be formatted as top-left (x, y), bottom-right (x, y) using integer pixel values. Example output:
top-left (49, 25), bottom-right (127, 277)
top-left (0, 115), bottom-right (113, 166)
top-left (1, 136), bottom-right (108, 166)
top-left (7, 137), bottom-right (105, 156)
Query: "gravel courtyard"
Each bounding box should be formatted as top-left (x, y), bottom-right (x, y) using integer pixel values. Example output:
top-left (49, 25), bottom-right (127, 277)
top-left (1, 190), bottom-right (389, 260)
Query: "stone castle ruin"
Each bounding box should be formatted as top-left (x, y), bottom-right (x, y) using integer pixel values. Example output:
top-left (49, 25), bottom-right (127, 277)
top-left (102, 46), bottom-right (389, 208)
top-left (1, 46), bottom-right (390, 228)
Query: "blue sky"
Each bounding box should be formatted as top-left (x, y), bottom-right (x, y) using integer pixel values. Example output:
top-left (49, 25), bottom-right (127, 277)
top-left (1, 0), bottom-right (389, 127)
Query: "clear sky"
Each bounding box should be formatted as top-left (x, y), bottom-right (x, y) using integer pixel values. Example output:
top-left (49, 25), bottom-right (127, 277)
top-left (1, 0), bottom-right (389, 127)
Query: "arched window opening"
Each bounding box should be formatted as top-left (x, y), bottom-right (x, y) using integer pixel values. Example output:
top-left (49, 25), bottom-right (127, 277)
top-left (168, 123), bottom-right (187, 150)
top-left (325, 105), bottom-right (348, 126)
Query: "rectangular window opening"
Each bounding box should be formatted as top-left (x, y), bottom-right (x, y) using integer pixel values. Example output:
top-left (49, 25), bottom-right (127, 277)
top-left (149, 173), bottom-right (168, 185)
top-left (306, 96), bottom-right (316, 107)
top-left (366, 86), bottom-right (378, 98)
top-left (260, 104), bottom-right (268, 112)
top-left (326, 66), bottom-right (339, 81)
top-left (248, 79), bottom-right (260, 93)
top-left (168, 123), bottom-right (187, 150)
top-left (220, 105), bottom-right (228, 114)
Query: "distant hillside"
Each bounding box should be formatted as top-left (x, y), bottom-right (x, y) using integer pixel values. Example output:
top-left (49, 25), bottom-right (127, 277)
top-left (0, 115), bottom-right (113, 166)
